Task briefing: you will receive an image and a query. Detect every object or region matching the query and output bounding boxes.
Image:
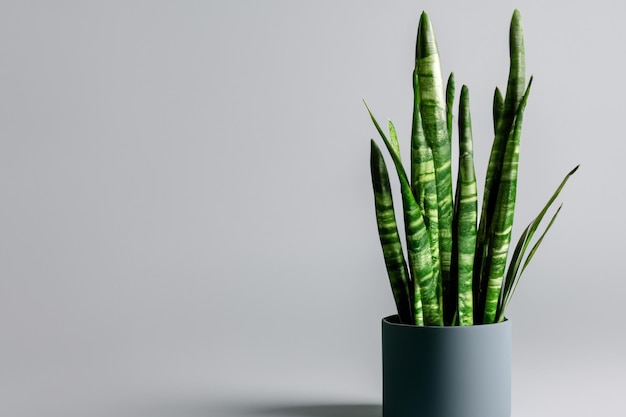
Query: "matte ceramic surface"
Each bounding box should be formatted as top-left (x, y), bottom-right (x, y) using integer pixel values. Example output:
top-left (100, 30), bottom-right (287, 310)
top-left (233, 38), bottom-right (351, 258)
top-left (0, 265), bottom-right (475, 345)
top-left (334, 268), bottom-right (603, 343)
top-left (382, 315), bottom-right (511, 417)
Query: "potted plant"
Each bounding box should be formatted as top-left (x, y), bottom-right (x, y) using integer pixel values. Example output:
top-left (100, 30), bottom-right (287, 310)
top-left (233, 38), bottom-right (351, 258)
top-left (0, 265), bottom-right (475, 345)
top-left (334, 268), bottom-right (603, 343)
top-left (367, 9), bottom-right (577, 417)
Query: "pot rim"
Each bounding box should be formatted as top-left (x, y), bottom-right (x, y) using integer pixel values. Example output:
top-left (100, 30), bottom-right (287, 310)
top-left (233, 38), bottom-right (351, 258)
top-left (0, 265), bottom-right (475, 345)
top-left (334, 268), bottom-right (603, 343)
top-left (383, 314), bottom-right (510, 329)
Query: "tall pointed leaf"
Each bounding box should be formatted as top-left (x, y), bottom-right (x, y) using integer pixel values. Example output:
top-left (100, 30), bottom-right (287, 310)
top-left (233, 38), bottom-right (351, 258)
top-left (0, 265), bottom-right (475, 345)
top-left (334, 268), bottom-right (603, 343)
top-left (411, 69), bottom-right (441, 316)
top-left (476, 10), bottom-right (526, 322)
top-left (370, 140), bottom-right (413, 324)
top-left (483, 78), bottom-right (533, 324)
top-left (416, 12), bottom-right (453, 322)
top-left (366, 104), bottom-right (442, 325)
top-left (456, 85), bottom-right (477, 326)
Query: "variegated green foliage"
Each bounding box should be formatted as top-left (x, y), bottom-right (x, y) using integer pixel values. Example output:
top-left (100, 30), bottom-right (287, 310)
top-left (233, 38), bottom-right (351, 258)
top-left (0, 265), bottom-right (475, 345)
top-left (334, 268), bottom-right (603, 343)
top-left (370, 140), bottom-right (413, 324)
top-left (416, 14), bottom-right (454, 325)
top-left (496, 165), bottom-right (579, 322)
top-left (482, 78), bottom-right (533, 323)
top-left (368, 9), bottom-right (577, 326)
top-left (455, 86), bottom-right (477, 326)
top-left (366, 103), bottom-right (442, 326)
top-left (410, 69), bottom-right (441, 318)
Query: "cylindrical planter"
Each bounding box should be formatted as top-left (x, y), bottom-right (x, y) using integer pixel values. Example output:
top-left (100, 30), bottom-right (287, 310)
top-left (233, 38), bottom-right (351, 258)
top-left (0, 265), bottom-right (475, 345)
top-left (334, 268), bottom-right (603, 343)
top-left (382, 315), bottom-right (511, 417)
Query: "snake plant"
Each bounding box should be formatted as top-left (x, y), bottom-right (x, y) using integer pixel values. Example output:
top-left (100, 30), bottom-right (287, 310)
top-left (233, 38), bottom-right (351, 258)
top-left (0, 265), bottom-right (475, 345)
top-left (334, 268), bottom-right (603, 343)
top-left (368, 10), bottom-right (577, 326)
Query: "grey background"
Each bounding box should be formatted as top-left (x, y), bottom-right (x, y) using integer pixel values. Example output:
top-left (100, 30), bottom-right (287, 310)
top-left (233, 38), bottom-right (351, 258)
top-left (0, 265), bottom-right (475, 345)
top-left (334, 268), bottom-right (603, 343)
top-left (0, 1), bottom-right (623, 416)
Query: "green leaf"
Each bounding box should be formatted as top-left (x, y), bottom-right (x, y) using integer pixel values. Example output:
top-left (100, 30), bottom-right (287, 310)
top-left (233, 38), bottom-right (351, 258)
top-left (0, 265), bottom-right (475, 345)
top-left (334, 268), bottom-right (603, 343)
top-left (456, 85), bottom-right (477, 326)
top-left (364, 100), bottom-right (409, 184)
top-left (388, 120), bottom-right (401, 157)
top-left (370, 140), bottom-right (413, 324)
top-left (503, 9), bottom-right (526, 126)
top-left (493, 87), bottom-right (504, 135)
top-left (411, 66), bottom-right (441, 321)
top-left (366, 102), bottom-right (442, 325)
top-left (476, 10), bottom-right (526, 323)
top-left (416, 11), bottom-right (453, 324)
top-left (496, 165), bottom-right (579, 321)
top-left (482, 77), bottom-right (533, 324)
top-left (446, 72), bottom-right (455, 144)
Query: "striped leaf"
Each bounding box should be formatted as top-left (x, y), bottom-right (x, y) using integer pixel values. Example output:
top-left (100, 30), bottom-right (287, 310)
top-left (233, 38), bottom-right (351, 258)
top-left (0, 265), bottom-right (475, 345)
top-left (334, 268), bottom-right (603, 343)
top-left (482, 78), bottom-right (533, 324)
top-left (411, 69), bottom-right (442, 318)
top-left (444, 72), bottom-right (455, 324)
top-left (496, 165), bottom-right (579, 321)
top-left (476, 9), bottom-right (526, 322)
top-left (446, 72), bottom-right (455, 144)
top-left (493, 87), bottom-right (504, 135)
top-left (503, 10), bottom-right (526, 127)
top-left (410, 68), bottom-right (430, 205)
top-left (416, 12), bottom-right (453, 323)
top-left (498, 206), bottom-right (561, 321)
top-left (364, 101), bottom-right (410, 185)
top-left (370, 140), bottom-right (413, 324)
top-left (366, 103), bottom-right (442, 325)
top-left (455, 85), bottom-right (477, 326)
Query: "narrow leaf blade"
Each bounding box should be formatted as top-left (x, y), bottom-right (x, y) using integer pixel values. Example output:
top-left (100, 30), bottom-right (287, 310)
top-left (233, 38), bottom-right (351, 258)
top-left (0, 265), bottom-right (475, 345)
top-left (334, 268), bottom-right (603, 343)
top-left (496, 165), bottom-right (579, 320)
top-left (370, 140), bottom-right (413, 324)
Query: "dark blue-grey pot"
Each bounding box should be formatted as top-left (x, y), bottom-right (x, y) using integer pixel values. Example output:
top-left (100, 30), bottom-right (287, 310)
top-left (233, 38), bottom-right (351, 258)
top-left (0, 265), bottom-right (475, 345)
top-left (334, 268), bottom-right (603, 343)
top-left (382, 315), bottom-right (511, 417)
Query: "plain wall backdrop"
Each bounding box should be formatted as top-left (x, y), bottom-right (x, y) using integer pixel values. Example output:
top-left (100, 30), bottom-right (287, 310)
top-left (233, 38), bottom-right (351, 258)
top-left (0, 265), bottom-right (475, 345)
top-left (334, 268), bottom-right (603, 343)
top-left (0, 1), bottom-right (623, 416)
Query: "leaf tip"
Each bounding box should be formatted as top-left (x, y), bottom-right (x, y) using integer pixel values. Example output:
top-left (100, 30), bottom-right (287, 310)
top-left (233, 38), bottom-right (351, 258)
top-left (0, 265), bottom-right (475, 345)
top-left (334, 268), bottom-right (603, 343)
top-left (370, 139), bottom-right (383, 163)
top-left (511, 9), bottom-right (523, 29)
top-left (416, 11), bottom-right (437, 60)
top-left (363, 99), bottom-right (375, 118)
